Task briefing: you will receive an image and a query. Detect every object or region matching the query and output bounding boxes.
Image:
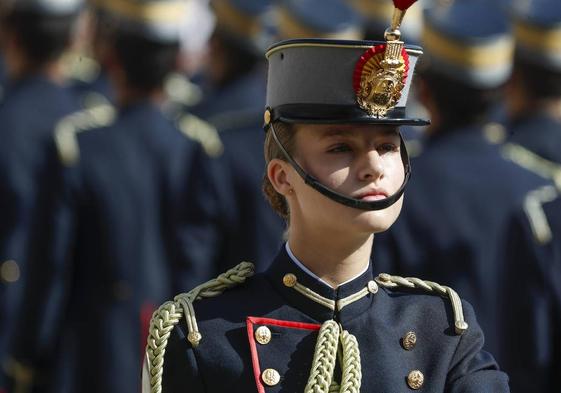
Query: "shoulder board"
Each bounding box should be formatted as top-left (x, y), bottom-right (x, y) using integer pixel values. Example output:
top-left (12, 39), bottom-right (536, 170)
top-left (60, 52), bottom-right (101, 84)
top-left (375, 273), bottom-right (468, 335)
top-left (523, 185), bottom-right (559, 245)
top-left (164, 73), bottom-right (203, 107)
top-left (145, 262), bottom-right (254, 393)
top-left (54, 102), bottom-right (117, 167)
top-left (482, 122), bottom-right (508, 145)
top-left (177, 113), bottom-right (224, 158)
top-left (501, 142), bottom-right (561, 190)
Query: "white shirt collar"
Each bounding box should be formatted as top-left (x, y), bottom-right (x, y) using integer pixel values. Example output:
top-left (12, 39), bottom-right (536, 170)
top-left (285, 242), bottom-right (370, 290)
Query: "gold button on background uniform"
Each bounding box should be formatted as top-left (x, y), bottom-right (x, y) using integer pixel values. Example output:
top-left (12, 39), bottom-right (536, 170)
top-left (407, 370), bottom-right (424, 390)
top-left (283, 273), bottom-right (297, 287)
top-left (0, 260), bottom-right (20, 283)
top-left (255, 326), bottom-right (272, 345)
top-left (401, 331), bottom-right (417, 350)
top-left (262, 368), bottom-right (281, 386)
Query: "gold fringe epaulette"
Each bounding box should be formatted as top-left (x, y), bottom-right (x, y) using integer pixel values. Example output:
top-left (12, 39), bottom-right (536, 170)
top-left (145, 262), bottom-right (254, 393)
top-left (375, 273), bottom-right (468, 335)
top-left (54, 102), bottom-right (117, 167)
top-left (177, 113), bottom-right (224, 158)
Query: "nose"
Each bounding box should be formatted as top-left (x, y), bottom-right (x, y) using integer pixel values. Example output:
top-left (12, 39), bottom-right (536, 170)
top-left (357, 149), bottom-right (384, 182)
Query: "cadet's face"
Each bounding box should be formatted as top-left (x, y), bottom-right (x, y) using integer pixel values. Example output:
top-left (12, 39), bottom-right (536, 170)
top-left (289, 124), bottom-right (405, 235)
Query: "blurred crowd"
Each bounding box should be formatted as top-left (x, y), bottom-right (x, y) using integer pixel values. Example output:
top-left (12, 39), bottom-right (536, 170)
top-left (0, 0), bottom-right (559, 392)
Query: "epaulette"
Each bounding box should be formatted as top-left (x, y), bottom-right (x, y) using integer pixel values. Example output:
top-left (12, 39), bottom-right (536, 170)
top-left (177, 113), bottom-right (224, 158)
top-left (500, 142), bottom-right (561, 190)
top-left (523, 185), bottom-right (559, 245)
top-left (145, 262), bottom-right (254, 393)
top-left (375, 273), bottom-right (468, 335)
top-left (164, 72), bottom-right (203, 107)
top-left (60, 52), bottom-right (101, 84)
top-left (54, 102), bottom-right (117, 167)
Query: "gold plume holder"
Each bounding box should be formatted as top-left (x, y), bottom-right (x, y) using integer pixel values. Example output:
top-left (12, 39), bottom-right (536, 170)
top-left (357, 8), bottom-right (408, 117)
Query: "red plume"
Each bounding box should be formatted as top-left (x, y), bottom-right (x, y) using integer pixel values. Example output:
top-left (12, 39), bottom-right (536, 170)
top-left (393, 0), bottom-right (418, 10)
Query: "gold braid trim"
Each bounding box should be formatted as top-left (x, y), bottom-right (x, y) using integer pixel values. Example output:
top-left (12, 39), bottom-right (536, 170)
top-left (304, 321), bottom-right (362, 393)
top-left (145, 262), bottom-right (255, 393)
top-left (375, 273), bottom-right (468, 335)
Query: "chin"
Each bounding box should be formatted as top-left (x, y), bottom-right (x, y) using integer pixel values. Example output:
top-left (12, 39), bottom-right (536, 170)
top-left (349, 200), bottom-right (402, 234)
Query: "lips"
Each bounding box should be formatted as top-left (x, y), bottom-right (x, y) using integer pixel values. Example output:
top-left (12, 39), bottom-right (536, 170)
top-left (354, 189), bottom-right (389, 201)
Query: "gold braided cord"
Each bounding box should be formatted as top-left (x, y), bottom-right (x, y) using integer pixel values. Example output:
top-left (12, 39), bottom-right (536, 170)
top-left (145, 262), bottom-right (255, 393)
top-left (336, 287), bottom-right (370, 311)
top-left (293, 282), bottom-right (337, 310)
top-left (304, 321), bottom-right (362, 393)
top-left (376, 273), bottom-right (468, 335)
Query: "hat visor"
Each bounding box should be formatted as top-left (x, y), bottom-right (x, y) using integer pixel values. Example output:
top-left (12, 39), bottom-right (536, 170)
top-left (273, 104), bottom-right (430, 126)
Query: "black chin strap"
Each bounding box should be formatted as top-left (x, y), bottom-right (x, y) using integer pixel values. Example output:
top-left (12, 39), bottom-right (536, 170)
top-left (268, 122), bottom-right (411, 211)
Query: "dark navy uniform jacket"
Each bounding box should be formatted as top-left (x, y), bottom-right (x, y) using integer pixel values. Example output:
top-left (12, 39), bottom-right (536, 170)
top-left (0, 76), bottom-right (77, 378)
top-left (373, 125), bottom-right (551, 364)
top-left (159, 246), bottom-right (509, 392)
top-left (498, 191), bottom-right (561, 393)
top-left (507, 113), bottom-right (561, 164)
top-left (6, 101), bottom-right (201, 393)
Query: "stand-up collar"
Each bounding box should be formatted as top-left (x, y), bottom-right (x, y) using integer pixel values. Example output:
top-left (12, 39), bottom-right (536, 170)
top-left (265, 245), bottom-right (378, 324)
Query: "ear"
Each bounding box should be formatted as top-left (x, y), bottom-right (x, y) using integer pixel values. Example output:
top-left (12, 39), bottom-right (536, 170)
top-left (267, 158), bottom-right (294, 196)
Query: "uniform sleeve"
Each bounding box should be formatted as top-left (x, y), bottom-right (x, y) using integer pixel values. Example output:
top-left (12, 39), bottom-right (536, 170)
top-left (2, 141), bottom-right (78, 391)
top-left (445, 301), bottom-right (510, 393)
top-left (142, 325), bottom-right (205, 393)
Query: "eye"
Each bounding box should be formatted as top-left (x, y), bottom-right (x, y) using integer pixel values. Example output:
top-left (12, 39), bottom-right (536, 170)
top-left (327, 144), bottom-right (352, 153)
top-left (377, 143), bottom-right (399, 153)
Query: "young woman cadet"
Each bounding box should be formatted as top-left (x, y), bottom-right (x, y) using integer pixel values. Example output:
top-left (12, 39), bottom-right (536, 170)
top-left (143, 1), bottom-right (510, 392)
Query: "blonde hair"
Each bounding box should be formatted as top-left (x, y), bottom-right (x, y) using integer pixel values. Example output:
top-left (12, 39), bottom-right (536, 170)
top-left (262, 121), bottom-right (296, 220)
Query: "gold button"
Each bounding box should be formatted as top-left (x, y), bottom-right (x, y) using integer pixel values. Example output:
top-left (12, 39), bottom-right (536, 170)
top-left (261, 368), bottom-right (280, 386)
top-left (255, 326), bottom-right (272, 345)
top-left (401, 331), bottom-right (417, 350)
top-left (263, 109), bottom-right (271, 125)
top-left (0, 260), bottom-right (20, 283)
top-left (283, 273), bottom-right (297, 287)
top-left (407, 370), bottom-right (424, 390)
top-left (367, 280), bottom-right (378, 294)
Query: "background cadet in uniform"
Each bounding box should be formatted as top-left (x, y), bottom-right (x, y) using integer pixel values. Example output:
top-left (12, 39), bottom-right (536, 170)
top-left (143, 0), bottom-right (510, 388)
top-left (2, 0), bottom-right (205, 392)
top-left (498, 185), bottom-right (561, 393)
top-left (504, 0), bottom-right (561, 166)
top-left (372, 0), bottom-right (554, 379)
top-left (0, 0), bottom-right (82, 387)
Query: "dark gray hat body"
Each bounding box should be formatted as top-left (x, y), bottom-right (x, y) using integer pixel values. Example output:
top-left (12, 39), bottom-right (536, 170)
top-left (265, 38), bottom-right (428, 126)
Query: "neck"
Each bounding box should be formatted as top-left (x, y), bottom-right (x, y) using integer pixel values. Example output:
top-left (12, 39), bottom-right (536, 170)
top-left (287, 223), bottom-right (373, 288)
top-left (116, 87), bottom-right (165, 108)
top-left (7, 57), bottom-right (64, 85)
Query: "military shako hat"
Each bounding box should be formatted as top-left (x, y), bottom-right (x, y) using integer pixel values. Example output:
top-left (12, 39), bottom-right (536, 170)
top-left (264, 0), bottom-right (426, 212)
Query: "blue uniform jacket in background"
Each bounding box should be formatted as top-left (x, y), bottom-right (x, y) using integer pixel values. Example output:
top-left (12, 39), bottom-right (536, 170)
top-left (0, 75), bottom-right (78, 384)
top-left (158, 246), bottom-right (509, 392)
top-left (373, 124), bottom-right (552, 392)
top-left (507, 113), bottom-right (561, 165)
top-left (5, 101), bottom-right (202, 393)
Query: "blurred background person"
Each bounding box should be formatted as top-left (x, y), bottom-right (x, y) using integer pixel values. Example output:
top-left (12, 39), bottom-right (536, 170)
top-left (499, 184), bottom-right (561, 392)
top-left (0, 0), bottom-right (82, 388)
top-left (372, 0), bottom-right (554, 377)
top-left (504, 0), bottom-right (561, 166)
top-left (2, 0), bottom-right (205, 391)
